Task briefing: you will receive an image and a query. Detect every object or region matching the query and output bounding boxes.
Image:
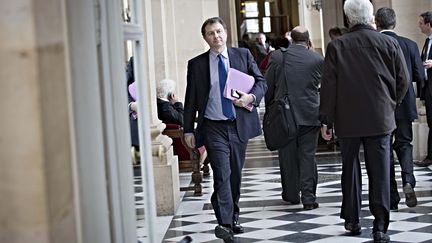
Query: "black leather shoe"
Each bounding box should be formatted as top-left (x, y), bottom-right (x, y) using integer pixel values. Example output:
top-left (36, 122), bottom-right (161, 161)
top-left (403, 183), bottom-right (417, 207)
top-left (232, 221), bottom-right (244, 234)
top-left (390, 204), bottom-right (398, 212)
top-left (414, 158), bottom-right (432, 167)
top-left (373, 231), bottom-right (389, 243)
top-left (344, 222), bottom-right (361, 235)
top-left (215, 225), bottom-right (234, 242)
top-left (303, 202), bottom-right (319, 210)
top-left (282, 194), bottom-right (300, 204)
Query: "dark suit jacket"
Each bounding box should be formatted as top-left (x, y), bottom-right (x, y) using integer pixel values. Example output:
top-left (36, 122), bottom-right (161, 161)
top-left (320, 24), bottom-right (409, 138)
top-left (265, 45), bottom-right (323, 126)
top-left (157, 98), bottom-right (184, 126)
top-left (421, 38), bottom-right (432, 99)
top-left (184, 47), bottom-right (267, 147)
top-left (382, 31), bottom-right (424, 121)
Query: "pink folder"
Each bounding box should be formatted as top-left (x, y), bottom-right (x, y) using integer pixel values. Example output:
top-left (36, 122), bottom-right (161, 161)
top-left (223, 68), bottom-right (254, 101)
top-left (128, 82), bottom-right (137, 101)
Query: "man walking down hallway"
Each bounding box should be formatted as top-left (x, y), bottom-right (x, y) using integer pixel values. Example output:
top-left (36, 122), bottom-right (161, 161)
top-left (319, 0), bottom-right (409, 242)
top-left (375, 7), bottom-right (424, 210)
top-left (265, 26), bottom-right (323, 210)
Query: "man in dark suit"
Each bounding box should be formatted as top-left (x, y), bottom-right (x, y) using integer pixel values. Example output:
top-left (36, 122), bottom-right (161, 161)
top-left (254, 33), bottom-right (275, 68)
top-left (375, 7), bottom-right (424, 210)
top-left (319, 0), bottom-right (409, 242)
top-left (183, 17), bottom-right (267, 241)
top-left (265, 26), bottom-right (323, 210)
top-left (415, 11), bottom-right (432, 167)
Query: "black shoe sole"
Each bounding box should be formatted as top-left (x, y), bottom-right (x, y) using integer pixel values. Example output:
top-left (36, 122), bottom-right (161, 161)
top-left (215, 226), bottom-right (234, 241)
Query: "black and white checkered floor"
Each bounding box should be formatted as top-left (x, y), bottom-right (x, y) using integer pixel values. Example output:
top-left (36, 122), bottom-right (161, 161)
top-left (138, 137), bottom-right (432, 243)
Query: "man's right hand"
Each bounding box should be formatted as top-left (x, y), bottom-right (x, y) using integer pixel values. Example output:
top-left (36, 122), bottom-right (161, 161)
top-left (184, 133), bottom-right (196, 149)
top-left (320, 125), bottom-right (333, 141)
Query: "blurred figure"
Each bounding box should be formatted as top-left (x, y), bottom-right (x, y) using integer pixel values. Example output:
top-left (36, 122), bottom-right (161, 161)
top-left (319, 0), bottom-right (409, 242)
top-left (328, 27), bottom-right (347, 40)
top-left (254, 33), bottom-right (275, 67)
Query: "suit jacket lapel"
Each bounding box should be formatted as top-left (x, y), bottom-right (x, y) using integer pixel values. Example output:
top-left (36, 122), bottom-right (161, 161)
top-left (201, 51), bottom-right (211, 93)
top-left (228, 48), bottom-right (240, 71)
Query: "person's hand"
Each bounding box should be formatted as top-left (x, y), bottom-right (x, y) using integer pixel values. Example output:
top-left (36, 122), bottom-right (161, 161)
top-left (320, 125), bottom-right (333, 141)
top-left (184, 133), bottom-right (196, 149)
top-left (130, 101), bottom-right (138, 112)
top-left (233, 90), bottom-right (254, 108)
top-left (423, 59), bottom-right (432, 69)
top-left (168, 93), bottom-right (179, 104)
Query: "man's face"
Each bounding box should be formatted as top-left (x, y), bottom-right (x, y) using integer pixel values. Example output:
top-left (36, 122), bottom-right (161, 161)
top-left (203, 22), bottom-right (227, 50)
top-left (419, 17), bottom-right (432, 35)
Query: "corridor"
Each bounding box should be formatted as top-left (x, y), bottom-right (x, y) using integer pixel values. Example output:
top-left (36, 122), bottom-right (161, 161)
top-left (137, 135), bottom-right (432, 243)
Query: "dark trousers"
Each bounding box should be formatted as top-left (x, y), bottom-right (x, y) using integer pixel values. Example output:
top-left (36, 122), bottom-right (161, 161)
top-left (390, 120), bottom-right (416, 206)
top-left (278, 126), bottom-right (319, 204)
top-left (339, 134), bottom-right (391, 233)
top-left (203, 119), bottom-right (247, 225)
top-left (425, 84), bottom-right (432, 159)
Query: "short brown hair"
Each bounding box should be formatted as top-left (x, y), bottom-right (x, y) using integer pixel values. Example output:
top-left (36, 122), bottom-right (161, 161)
top-left (201, 17), bottom-right (227, 36)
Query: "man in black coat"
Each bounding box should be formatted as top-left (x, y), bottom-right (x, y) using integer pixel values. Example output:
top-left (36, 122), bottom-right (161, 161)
top-left (375, 7), bottom-right (424, 210)
top-left (183, 17), bottom-right (267, 241)
top-left (319, 0), bottom-right (409, 242)
top-left (415, 11), bottom-right (432, 167)
top-left (265, 26), bottom-right (323, 210)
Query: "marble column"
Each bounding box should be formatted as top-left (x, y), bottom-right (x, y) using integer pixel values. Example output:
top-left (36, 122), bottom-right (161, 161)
top-left (142, 0), bottom-right (181, 216)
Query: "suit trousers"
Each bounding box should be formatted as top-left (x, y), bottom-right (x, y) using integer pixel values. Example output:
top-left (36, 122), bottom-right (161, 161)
top-left (203, 119), bottom-right (247, 225)
top-left (339, 134), bottom-right (391, 233)
top-left (278, 126), bottom-right (319, 204)
top-left (425, 83), bottom-right (432, 159)
top-left (390, 120), bottom-right (416, 206)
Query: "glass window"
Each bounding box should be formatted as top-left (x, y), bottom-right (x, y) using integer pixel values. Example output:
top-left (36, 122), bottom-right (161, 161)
top-left (263, 17), bottom-right (271, 33)
top-left (244, 1), bottom-right (258, 18)
top-left (264, 1), bottom-right (270, 16)
top-left (246, 19), bottom-right (259, 33)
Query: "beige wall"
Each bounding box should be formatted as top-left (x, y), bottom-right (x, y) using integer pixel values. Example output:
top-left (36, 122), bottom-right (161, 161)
top-left (172, 0), bottom-right (219, 101)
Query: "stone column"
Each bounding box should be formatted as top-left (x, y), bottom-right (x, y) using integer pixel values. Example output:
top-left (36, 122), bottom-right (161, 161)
top-left (171, 0), bottom-right (219, 100)
top-left (219, 0), bottom-right (239, 47)
top-left (321, 0), bottom-right (345, 47)
top-left (142, 0), bottom-right (180, 216)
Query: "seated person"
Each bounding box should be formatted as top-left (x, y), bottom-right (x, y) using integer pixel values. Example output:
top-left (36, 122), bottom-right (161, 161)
top-left (156, 79), bottom-right (183, 125)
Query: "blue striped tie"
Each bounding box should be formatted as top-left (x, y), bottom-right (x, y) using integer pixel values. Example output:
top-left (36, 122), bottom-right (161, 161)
top-left (218, 55), bottom-right (234, 119)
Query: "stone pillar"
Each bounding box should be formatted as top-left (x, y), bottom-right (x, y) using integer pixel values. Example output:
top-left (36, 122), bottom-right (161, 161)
top-left (219, 0), bottom-right (239, 47)
top-left (321, 0), bottom-right (345, 47)
top-left (142, 0), bottom-right (181, 216)
top-left (167, 0), bottom-right (219, 99)
top-left (0, 1), bottom-right (77, 242)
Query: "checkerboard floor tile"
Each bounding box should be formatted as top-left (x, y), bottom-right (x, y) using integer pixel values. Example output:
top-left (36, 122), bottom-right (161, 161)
top-left (137, 137), bottom-right (432, 243)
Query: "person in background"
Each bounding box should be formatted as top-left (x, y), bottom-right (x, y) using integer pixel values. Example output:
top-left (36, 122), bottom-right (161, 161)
top-left (265, 26), bottom-right (323, 210)
top-left (319, 0), bottom-right (409, 242)
top-left (156, 79), bottom-right (184, 126)
top-left (254, 33), bottom-right (275, 68)
top-left (183, 17), bottom-right (266, 242)
top-left (375, 7), bottom-right (424, 210)
top-left (414, 11), bottom-right (432, 167)
top-left (328, 26), bottom-right (348, 40)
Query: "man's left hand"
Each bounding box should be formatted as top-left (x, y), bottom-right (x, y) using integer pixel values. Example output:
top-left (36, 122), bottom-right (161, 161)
top-left (233, 90), bottom-right (254, 108)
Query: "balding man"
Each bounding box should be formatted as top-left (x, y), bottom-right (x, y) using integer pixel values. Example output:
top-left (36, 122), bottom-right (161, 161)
top-left (265, 26), bottom-right (323, 210)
